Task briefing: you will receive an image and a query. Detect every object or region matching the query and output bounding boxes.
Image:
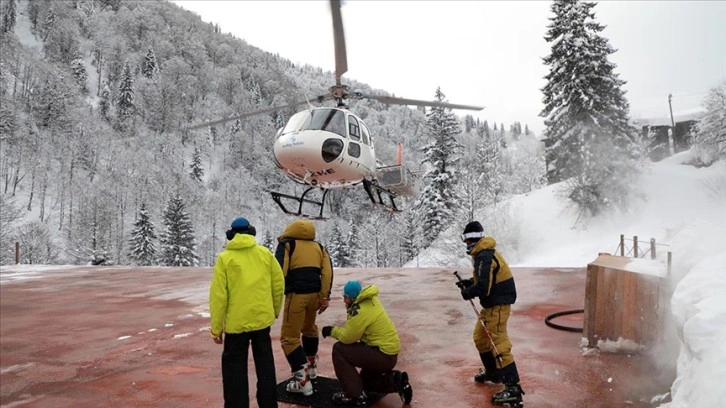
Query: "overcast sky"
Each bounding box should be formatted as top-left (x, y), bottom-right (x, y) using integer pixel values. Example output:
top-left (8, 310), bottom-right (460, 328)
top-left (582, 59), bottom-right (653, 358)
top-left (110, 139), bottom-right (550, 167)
top-left (172, 1), bottom-right (726, 135)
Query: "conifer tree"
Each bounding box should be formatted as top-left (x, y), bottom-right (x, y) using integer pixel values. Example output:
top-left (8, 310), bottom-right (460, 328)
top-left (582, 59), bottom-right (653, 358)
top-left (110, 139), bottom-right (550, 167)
top-left (1, 0), bottom-right (17, 34)
top-left (99, 83), bottom-right (111, 119)
top-left (189, 146), bottom-right (204, 183)
top-left (70, 49), bottom-right (88, 90)
top-left (415, 87), bottom-right (463, 247)
top-left (159, 195), bottom-right (199, 266)
top-left (128, 203), bottom-right (156, 265)
top-left (400, 210), bottom-right (419, 264)
top-left (692, 81), bottom-right (726, 165)
top-left (262, 229), bottom-right (275, 252)
top-left (540, 0), bottom-right (637, 215)
top-left (346, 219), bottom-right (361, 267)
top-left (116, 61), bottom-right (135, 121)
top-left (327, 222), bottom-right (346, 267)
top-left (142, 48), bottom-right (158, 80)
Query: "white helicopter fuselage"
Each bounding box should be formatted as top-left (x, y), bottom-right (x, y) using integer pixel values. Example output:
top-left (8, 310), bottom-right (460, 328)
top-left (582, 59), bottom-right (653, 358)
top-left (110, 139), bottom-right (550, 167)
top-left (273, 107), bottom-right (377, 189)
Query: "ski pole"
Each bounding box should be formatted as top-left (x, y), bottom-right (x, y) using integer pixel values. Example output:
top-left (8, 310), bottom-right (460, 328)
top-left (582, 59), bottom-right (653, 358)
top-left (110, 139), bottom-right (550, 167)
top-left (453, 271), bottom-right (503, 366)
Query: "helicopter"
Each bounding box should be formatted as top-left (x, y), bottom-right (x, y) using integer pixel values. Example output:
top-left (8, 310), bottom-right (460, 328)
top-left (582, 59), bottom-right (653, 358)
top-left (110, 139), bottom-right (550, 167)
top-left (190, 0), bottom-right (483, 219)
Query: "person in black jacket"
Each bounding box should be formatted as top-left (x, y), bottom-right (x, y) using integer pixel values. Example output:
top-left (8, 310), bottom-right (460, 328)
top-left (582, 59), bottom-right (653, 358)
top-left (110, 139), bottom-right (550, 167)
top-left (458, 221), bottom-right (524, 407)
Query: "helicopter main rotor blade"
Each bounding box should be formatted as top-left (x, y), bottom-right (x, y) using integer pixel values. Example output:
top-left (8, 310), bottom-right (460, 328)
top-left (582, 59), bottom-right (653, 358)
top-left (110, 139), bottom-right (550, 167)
top-left (187, 99), bottom-right (315, 130)
top-left (364, 94), bottom-right (485, 111)
top-left (330, 0), bottom-right (348, 87)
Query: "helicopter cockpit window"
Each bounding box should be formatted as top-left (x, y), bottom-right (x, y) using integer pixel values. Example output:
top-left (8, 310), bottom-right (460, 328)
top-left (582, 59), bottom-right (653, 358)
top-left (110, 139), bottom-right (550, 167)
top-left (348, 116), bottom-right (361, 141)
top-left (302, 108), bottom-right (347, 137)
top-left (361, 123), bottom-right (371, 145)
top-left (281, 110), bottom-right (313, 136)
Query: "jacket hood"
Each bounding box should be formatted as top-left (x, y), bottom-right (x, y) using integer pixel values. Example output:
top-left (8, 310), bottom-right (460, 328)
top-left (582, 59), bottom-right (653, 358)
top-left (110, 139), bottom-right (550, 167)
top-left (226, 233), bottom-right (258, 250)
top-left (278, 220), bottom-right (316, 241)
top-left (354, 284), bottom-right (379, 304)
top-left (470, 236), bottom-right (497, 255)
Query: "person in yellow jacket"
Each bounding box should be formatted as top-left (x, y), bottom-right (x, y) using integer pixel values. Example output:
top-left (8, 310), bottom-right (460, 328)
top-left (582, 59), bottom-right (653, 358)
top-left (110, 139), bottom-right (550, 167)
top-left (275, 220), bottom-right (333, 396)
top-left (458, 221), bottom-right (524, 407)
top-left (210, 217), bottom-right (285, 408)
top-left (321, 281), bottom-right (413, 407)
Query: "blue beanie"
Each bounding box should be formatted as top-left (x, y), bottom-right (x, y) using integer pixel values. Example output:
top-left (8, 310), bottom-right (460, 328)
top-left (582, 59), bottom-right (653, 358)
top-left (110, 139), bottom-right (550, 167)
top-left (343, 280), bottom-right (362, 298)
top-left (231, 217), bottom-right (250, 230)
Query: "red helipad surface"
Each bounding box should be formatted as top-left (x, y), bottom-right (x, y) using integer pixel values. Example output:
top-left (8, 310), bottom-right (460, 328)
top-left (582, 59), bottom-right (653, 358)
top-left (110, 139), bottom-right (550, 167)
top-left (0, 266), bottom-right (672, 407)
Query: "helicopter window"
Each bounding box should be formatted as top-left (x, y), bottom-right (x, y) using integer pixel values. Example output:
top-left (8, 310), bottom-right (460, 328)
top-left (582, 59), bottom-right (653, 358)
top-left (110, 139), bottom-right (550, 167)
top-left (361, 123), bottom-right (371, 145)
top-left (348, 142), bottom-right (361, 158)
top-left (348, 116), bottom-right (361, 141)
top-left (302, 108), bottom-right (347, 137)
top-left (281, 110), bottom-right (313, 135)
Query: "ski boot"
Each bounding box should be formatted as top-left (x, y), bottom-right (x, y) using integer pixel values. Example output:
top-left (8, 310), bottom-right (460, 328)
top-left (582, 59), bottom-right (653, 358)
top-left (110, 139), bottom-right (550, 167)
top-left (491, 382), bottom-right (524, 407)
top-left (393, 370), bottom-right (413, 404)
top-left (474, 367), bottom-right (502, 384)
top-left (286, 365), bottom-right (313, 396)
top-left (332, 391), bottom-right (368, 406)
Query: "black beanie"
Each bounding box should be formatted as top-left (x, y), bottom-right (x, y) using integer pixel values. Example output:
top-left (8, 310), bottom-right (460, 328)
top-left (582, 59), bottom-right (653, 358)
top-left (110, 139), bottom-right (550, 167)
top-left (462, 221), bottom-right (484, 242)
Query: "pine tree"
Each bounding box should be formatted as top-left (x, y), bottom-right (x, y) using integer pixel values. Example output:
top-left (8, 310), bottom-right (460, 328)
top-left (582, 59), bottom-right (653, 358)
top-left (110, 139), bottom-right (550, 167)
top-left (692, 81), bottom-right (726, 165)
top-left (142, 48), bottom-right (158, 80)
top-left (327, 222), bottom-right (346, 267)
top-left (400, 210), bottom-right (419, 264)
top-left (262, 229), bottom-right (275, 251)
top-left (41, 7), bottom-right (54, 40)
top-left (1, 0), bottom-right (17, 34)
top-left (116, 61), bottom-right (135, 121)
top-left (159, 195), bottom-right (199, 266)
top-left (70, 49), bottom-right (88, 91)
top-left (540, 0), bottom-right (637, 215)
top-left (99, 83), bottom-right (111, 119)
top-left (346, 219), bottom-right (361, 267)
top-left (415, 87), bottom-right (463, 247)
top-left (189, 147), bottom-right (204, 183)
top-left (127, 203), bottom-right (157, 266)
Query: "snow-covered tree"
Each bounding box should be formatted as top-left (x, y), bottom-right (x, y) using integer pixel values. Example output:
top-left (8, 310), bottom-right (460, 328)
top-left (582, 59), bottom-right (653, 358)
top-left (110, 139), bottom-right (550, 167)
top-left (116, 61), bottom-right (135, 121)
top-left (540, 0), bottom-right (637, 215)
top-left (189, 147), bottom-right (204, 183)
top-left (1, 0), bottom-right (17, 34)
top-left (142, 48), bottom-right (159, 80)
top-left (262, 229), bottom-right (275, 251)
top-left (159, 195), bottom-right (199, 266)
top-left (400, 210), bottom-right (420, 264)
top-left (346, 218), bottom-right (361, 267)
top-left (127, 203), bottom-right (157, 266)
top-left (70, 49), bottom-right (88, 91)
top-left (99, 83), bottom-right (111, 119)
top-left (415, 87), bottom-right (463, 247)
top-left (692, 81), bottom-right (726, 165)
top-left (327, 222), bottom-right (347, 267)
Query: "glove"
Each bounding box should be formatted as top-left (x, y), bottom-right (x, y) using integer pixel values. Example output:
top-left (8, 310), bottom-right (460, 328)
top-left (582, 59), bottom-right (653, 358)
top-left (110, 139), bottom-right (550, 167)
top-left (322, 326), bottom-right (333, 338)
top-left (317, 298), bottom-right (330, 315)
top-left (211, 331), bottom-right (223, 345)
top-left (456, 278), bottom-right (474, 289)
top-left (461, 287), bottom-right (476, 300)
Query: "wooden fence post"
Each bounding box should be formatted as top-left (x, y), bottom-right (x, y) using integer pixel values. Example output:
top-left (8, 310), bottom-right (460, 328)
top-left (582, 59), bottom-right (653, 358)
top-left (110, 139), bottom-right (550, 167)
top-left (620, 234), bottom-right (625, 256)
top-left (15, 242), bottom-right (20, 264)
top-left (633, 236), bottom-right (639, 258)
top-left (650, 238), bottom-right (656, 259)
top-left (667, 252), bottom-right (672, 278)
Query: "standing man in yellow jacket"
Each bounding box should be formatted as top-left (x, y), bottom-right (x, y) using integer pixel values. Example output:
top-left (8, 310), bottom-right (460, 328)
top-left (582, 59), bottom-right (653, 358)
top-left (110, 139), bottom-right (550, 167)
top-left (210, 217), bottom-right (285, 408)
top-left (321, 280), bottom-right (413, 407)
top-left (275, 220), bottom-right (333, 397)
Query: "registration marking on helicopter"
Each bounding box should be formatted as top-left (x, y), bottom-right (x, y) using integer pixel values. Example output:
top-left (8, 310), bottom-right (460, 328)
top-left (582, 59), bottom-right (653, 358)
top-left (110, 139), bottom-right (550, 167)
top-left (281, 134), bottom-right (304, 148)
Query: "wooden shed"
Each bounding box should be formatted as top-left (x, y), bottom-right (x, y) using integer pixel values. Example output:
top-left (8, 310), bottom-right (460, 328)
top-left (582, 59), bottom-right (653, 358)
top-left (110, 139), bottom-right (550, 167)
top-left (584, 254), bottom-right (669, 351)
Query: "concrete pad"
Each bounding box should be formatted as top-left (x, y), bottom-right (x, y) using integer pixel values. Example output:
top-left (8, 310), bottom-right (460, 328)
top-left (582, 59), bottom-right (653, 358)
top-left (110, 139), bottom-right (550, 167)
top-left (0, 266), bottom-right (672, 407)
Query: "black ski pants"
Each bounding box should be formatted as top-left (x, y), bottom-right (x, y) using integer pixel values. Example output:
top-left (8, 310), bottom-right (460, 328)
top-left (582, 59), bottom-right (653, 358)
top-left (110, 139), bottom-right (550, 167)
top-left (222, 327), bottom-right (278, 408)
top-left (332, 341), bottom-right (398, 399)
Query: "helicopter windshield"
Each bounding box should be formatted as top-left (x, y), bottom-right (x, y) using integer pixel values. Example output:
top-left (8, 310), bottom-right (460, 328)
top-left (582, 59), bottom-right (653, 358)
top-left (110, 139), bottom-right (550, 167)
top-left (302, 108), bottom-right (347, 137)
top-left (280, 110), bottom-right (312, 135)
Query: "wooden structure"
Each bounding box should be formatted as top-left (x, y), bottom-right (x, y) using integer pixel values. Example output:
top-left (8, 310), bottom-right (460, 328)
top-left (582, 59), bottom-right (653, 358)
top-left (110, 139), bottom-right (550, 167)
top-left (584, 254), bottom-right (668, 350)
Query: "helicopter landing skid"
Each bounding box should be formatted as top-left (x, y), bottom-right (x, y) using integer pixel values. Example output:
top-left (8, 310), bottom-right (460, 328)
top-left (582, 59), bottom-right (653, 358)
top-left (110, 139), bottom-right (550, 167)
top-left (362, 179), bottom-right (400, 213)
top-left (270, 188), bottom-right (329, 220)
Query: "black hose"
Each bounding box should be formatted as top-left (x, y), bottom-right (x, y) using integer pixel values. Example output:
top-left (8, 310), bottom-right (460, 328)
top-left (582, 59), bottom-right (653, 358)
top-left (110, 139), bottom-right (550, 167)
top-left (544, 308), bottom-right (584, 333)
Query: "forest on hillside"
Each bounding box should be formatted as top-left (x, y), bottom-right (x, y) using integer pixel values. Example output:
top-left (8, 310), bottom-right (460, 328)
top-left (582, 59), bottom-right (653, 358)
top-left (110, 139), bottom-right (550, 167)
top-left (0, 0), bottom-right (545, 267)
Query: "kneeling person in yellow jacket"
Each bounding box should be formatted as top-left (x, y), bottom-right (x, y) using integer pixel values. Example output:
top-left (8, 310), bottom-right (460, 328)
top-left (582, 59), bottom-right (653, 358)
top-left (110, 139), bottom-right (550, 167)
top-left (321, 281), bottom-right (413, 407)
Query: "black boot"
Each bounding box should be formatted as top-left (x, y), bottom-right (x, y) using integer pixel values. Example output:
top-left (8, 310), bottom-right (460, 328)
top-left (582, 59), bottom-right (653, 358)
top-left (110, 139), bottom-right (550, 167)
top-left (393, 370), bottom-right (413, 404)
top-left (332, 391), bottom-right (368, 407)
top-left (474, 352), bottom-right (501, 384)
top-left (491, 382), bottom-right (524, 407)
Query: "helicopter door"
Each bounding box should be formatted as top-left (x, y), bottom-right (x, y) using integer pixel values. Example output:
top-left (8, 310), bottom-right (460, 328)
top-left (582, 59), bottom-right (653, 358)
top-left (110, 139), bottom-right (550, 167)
top-left (347, 115), bottom-right (374, 171)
